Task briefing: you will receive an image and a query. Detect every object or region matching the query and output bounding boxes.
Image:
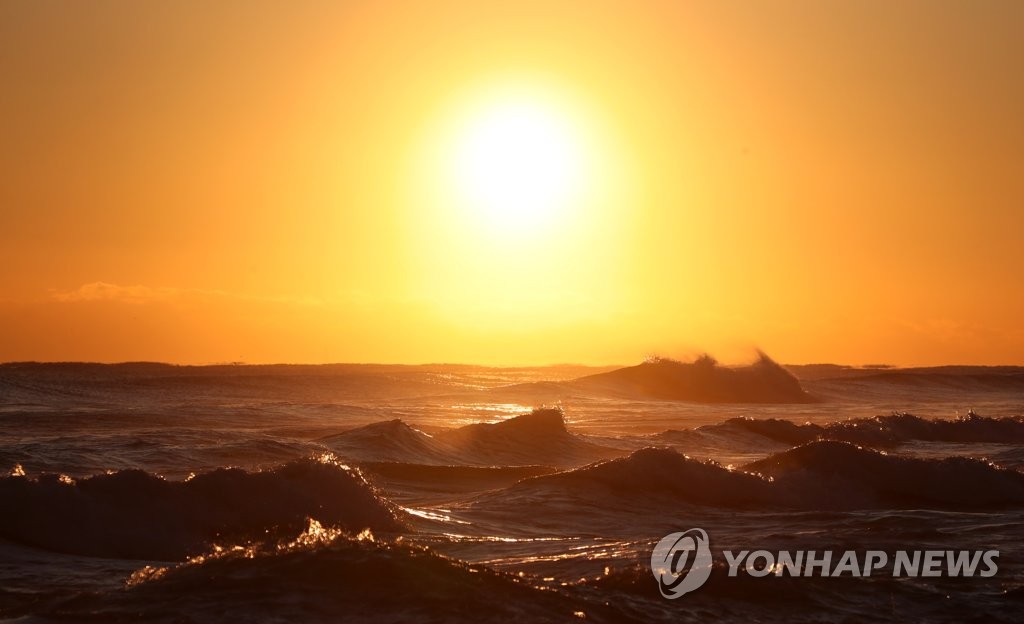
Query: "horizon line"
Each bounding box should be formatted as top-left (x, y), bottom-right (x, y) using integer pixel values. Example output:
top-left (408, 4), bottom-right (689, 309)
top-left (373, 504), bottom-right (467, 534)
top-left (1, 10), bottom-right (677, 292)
top-left (3, 359), bottom-right (1023, 370)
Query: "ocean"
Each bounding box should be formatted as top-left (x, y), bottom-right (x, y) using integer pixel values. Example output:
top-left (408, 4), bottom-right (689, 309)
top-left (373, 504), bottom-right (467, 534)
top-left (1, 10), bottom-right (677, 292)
top-left (2, 358), bottom-right (1023, 622)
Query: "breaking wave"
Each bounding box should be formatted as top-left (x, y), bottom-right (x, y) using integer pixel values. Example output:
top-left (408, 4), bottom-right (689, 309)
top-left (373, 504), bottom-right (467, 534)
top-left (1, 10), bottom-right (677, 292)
top-left (569, 353), bottom-right (814, 403)
top-left (0, 455), bottom-right (405, 560)
top-left (9, 524), bottom-right (626, 624)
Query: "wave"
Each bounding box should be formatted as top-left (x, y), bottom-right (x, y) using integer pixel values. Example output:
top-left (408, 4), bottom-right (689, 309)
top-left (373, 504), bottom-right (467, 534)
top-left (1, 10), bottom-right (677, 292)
top-left (568, 353), bottom-right (814, 403)
top-left (478, 442), bottom-right (1024, 513)
top-left (322, 408), bottom-right (621, 468)
top-left (434, 407), bottom-right (621, 466)
top-left (744, 440), bottom-right (1024, 509)
top-left (13, 525), bottom-right (626, 624)
top-left (820, 368), bottom-right (1024, 391)
top-left (0, 431), bottom-right (319, 481)
top-left (652, 413), bottom-right (1024, 458)
top-left (360, 462), bottom-right (556, 505)
top-left (651, 417), bottom-right (817, 458)
top-left (320, 419), bottom-right (462, 465)
top-left (821, 411), bottom-right (1024, 446)
top-left (0, 456), bottom-right (405, 560)
top-left (521, 447), bottom-right (777, 507)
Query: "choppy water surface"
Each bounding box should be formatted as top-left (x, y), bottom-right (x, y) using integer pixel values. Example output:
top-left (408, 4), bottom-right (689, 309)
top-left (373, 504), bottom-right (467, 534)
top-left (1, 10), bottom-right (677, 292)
top-left (2, 361), bottom-right (1023, 622)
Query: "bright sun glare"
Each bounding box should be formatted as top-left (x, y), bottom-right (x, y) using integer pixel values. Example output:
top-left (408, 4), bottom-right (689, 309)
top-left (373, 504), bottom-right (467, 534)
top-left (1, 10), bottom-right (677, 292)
top-left (450, 96), bottom-right (587, 229)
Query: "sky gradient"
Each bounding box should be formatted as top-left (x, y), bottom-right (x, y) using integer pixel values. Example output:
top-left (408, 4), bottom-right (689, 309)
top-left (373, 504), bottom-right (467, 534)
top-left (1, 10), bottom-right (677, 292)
top-left (2, 1), bottom-right (1022, 365)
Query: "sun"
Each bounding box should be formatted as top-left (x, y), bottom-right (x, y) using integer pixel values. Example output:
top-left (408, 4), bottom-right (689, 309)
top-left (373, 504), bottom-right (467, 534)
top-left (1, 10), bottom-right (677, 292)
top-left (404, 80), bottom-right (631, 328)
top-left (448, 94), bottom-right (587, 230)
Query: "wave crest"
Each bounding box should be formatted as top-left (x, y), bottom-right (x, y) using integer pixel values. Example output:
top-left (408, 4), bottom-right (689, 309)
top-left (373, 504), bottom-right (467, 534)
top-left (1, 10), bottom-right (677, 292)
top-left (484, 442), bottom-right (1024, 512)
top-left (570, 353), bottom-right (814, 403)
top-left (322, 408), bottom-right (619, 467)
top-left (0, 456), bottom-right (405, 560)
top-left (55, 528), bottom-right (617, 624)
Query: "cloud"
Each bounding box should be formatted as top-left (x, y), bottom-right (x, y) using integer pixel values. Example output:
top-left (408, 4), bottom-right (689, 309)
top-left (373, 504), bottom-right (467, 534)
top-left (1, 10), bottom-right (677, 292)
top-left (50, 282), bottom-right (322, 306)
top-left (51, 282), bottom-right (180, 304)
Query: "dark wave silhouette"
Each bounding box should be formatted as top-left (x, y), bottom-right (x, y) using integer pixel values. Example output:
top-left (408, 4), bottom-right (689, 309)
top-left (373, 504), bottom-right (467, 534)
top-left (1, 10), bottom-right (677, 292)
top-left (482, 443), bottom-right (1024, 512)
top-left (568, 353), bottom-right (814, 403)
top-left (0, 457), bottom-right (404, 560)
top-left (321, 408), bottom-right (620, 468)
top-left (360, 462), bottom-right (556, 505)
top-left (656, 412), bottom-right (1024, 452)
top-left (744, 440), bottom-right (1024, 509)
top-left (13, 532), bottom-right (634, 624)
top-left (651, 417), bottom-right (818, 454)
top-left (434, 407), bottom-right (620, 466)
top-left (524, 446), bottom-right (777, 506)
top-left (821, 411), bottom-right (1024, 447)
top-left (320, 419), bottom-right (462, 465)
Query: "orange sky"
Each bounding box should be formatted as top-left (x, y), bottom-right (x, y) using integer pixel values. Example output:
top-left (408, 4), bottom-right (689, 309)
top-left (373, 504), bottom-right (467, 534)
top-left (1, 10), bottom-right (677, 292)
top-left (2, 1), bottom-right (1022, 366)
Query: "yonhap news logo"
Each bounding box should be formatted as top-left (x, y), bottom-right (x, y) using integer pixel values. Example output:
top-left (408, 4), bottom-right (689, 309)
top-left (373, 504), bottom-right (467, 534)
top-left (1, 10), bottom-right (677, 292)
top-left (650, 529), bottom-right (714, 598)
top-left (651, 528), bottom-right (1000, 599)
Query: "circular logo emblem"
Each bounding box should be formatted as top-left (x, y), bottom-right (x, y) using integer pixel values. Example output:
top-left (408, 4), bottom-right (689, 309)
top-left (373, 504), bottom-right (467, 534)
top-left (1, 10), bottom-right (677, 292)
top-left (650, 528), bottom-right (713, 599)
